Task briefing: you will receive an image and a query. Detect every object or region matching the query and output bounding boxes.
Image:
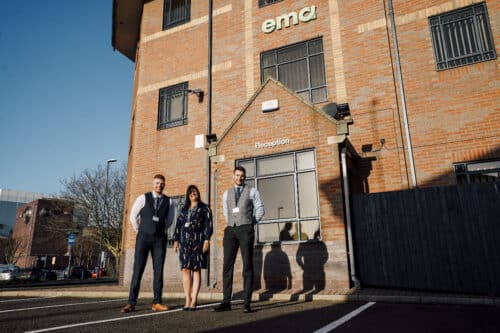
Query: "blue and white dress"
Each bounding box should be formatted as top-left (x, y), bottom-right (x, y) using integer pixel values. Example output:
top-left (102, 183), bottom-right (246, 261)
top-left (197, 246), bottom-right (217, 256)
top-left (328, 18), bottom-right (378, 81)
top-left (173, 203), bottom-right (213, 270)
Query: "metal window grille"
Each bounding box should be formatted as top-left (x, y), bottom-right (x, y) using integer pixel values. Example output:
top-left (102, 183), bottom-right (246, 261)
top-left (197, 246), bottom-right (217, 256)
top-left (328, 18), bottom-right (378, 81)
top-left (259, 0), bottom-right (284, 8)
top-left (429, 2), bottom-right (496, 70)
top-left (157, 82), bottom-right (188, 130)
top-left (453, 159), bottom-right (500, 184)
top-left (261, 38), bottom-right (327, 103)
top-left (163, 0), bottom-right (191, 30)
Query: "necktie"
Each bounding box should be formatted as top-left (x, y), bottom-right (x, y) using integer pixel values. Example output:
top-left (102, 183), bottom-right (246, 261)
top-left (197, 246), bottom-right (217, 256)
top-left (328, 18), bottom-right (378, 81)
top-left (155, 196), bottom-right (161, 211)
top-left (235, 187), bottom-right (241, 204)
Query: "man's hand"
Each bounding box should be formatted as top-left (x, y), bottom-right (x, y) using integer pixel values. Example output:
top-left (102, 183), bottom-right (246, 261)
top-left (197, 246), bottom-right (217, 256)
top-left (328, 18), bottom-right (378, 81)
top-left (173, 241), bottom-right (179, 252)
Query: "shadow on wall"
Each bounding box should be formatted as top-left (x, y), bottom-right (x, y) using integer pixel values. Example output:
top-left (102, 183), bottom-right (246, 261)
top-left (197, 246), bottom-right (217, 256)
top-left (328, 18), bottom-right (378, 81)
top-left (256, 231), bottom-right (328, 301)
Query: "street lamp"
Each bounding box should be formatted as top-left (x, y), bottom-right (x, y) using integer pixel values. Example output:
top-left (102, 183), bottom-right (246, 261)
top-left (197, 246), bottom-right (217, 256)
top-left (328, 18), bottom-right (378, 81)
top-left (97, 158), bottom-right (117, 278)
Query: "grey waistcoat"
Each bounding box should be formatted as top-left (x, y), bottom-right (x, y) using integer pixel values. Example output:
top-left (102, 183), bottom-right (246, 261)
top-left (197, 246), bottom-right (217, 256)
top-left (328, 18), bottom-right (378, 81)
top-left (227, 185), bottom-right (254, 226)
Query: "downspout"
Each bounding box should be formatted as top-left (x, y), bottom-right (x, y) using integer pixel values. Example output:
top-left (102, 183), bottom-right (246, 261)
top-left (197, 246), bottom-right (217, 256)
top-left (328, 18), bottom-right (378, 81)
top-left (340, 146), bottom-right (361, 289)
top-left (206, 0), bottom-right (213, 287)
top-left (210, 168), bottom-right (218, 288)
top-left (388, 0), bottom-right (417, 188)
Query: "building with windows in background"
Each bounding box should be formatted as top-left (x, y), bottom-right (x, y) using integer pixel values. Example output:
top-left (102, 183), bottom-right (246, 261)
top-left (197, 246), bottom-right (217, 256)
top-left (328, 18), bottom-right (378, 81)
top-left (0, 189), bottom-right (46, 239)
top-left (112, 0), bottom-right (499, 293)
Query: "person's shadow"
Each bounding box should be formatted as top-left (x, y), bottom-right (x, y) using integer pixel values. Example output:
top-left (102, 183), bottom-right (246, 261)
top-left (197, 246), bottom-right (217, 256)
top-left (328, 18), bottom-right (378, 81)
top-left (260, 242), bottom-right (292, 300)
top-left (292, 230), bottom-right (328, 300)
top-left (279, 222), bottom-right (294, 241)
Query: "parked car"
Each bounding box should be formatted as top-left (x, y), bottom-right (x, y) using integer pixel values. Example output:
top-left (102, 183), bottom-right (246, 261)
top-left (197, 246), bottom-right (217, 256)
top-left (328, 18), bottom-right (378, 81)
top-left (68, 266), bottom-right (91, 279)
top-left (17, 267), bottom-right (43, 282)
top-left (41, 269), bottom-right (58, 281)
top-left (0, 265), bottom-right (20, 281)
top-left (91, 267), bottom-right (106, 278)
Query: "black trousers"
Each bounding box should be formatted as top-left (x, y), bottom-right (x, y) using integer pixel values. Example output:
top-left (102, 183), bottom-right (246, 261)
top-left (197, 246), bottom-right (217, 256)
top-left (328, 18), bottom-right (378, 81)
top-left (222, 224), bottom-right (255, 305)
top-left (128, 232), bottom-right (167, 305)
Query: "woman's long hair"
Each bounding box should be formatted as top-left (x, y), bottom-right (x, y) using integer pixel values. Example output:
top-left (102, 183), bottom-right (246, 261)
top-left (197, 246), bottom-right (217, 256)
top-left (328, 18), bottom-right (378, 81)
top-left (183, 184), bottom-right (205, 211)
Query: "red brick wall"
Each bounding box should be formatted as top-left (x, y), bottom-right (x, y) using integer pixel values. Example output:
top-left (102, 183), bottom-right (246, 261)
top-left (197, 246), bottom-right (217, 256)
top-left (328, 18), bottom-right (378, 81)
top-left (120, 0), bottom-right (499, 291)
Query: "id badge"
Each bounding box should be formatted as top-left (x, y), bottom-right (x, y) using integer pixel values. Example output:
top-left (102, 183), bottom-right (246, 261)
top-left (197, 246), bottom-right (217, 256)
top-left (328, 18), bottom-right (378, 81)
top-left (232, 207), bottom-right (240, 213)
top-left (152, 216), bottom-right (160, 222)
top-left (184, 222), bottom-right (191, 228)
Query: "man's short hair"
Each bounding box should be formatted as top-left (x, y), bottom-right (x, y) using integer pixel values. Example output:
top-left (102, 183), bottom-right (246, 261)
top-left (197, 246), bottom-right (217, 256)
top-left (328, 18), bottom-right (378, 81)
top-left (234, 166), bottom-right (246, 175)
top-left (153, 174), bottom-right (165, 182)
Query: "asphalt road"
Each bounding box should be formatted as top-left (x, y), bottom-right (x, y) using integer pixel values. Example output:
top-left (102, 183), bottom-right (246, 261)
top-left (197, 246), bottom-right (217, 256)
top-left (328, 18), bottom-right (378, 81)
top-left (0, 296), bottom-right (499, 333)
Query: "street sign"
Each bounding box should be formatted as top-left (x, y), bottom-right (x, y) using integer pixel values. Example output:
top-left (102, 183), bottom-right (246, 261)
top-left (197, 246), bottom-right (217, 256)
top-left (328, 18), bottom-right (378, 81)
top-left (67, 233), bottom-right (77, 245)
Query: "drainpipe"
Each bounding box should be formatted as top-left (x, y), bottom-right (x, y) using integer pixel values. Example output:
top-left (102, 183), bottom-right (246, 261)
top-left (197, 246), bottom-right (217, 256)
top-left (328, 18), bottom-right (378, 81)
top-left (340, 146), bottom-right (361, 289)
top-left (388, 0), bottom-right (417, 188)
top-left (210, 168), bottom-right (218, 288)
top-left (206, 0), bottom-right (213, 287)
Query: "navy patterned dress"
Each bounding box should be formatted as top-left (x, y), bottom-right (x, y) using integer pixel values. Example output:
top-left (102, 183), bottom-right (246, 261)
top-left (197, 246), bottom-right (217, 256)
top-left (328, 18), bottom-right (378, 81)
top-left (173, 203), bottom-right (213, 270)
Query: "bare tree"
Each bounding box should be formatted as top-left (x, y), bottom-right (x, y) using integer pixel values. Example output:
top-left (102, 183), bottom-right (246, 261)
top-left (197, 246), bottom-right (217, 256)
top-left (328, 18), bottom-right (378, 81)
top-left (59, 163), bottom-right (126, 277)
top-left (0, 238), bottom-right (26, 264)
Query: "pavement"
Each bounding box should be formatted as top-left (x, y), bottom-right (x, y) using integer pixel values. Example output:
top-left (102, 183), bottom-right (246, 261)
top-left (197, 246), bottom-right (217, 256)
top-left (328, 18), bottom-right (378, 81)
top-left (1, 282), bottom-right (499, 307)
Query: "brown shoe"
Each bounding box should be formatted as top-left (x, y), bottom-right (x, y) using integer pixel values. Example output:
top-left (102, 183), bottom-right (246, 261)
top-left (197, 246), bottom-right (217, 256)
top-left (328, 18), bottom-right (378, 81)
top-left (120, 304), bottom-right (135, 313)
top-left (151, 303), bottom-right (169, 311)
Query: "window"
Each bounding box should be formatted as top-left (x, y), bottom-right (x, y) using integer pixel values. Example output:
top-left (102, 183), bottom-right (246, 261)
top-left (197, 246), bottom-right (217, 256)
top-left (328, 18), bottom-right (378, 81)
top-left (158, 82), bottom-right (188, 130)
top-left (163, 0), bottom-right (191, 30)
top-left (261, 38), bottom-right (327, 103)
top-left (166, 195), bottom-right (185, 247)
top-left (454, 159), bottom-right (500, 184)
top-left (259, 0), bottom-right (284, 8)
top-left (429, 3), bottom-right (496, 70)
top-left (237, 149), bottom-right (320, 243)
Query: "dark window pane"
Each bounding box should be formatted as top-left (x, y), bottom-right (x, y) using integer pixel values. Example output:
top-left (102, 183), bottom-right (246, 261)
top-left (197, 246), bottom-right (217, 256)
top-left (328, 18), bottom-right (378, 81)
top-left (277, 44), bottom-right (307, 63)
top-left (310, 54), bottom-right (326, 87)
top-left (263, 67), bottom-right (276, 81)
top-left (262, 53), bottom-right (276, 67)
top-left (260, 38), bottom-right (327, 103)
top-left (278, 59), bottom-right (309, 91)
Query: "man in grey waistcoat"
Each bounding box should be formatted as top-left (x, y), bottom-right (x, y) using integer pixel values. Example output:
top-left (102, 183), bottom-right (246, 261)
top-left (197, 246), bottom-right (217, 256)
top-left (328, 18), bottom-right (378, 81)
top-left (121, 174), bottom-right (174, 313)
top-left (213, 166), bottom-right (264, 313)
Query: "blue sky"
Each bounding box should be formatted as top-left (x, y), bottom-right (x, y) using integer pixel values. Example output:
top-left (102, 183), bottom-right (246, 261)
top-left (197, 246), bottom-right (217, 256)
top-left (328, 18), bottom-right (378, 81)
top-left (0, 1), bottom-right (134, 195)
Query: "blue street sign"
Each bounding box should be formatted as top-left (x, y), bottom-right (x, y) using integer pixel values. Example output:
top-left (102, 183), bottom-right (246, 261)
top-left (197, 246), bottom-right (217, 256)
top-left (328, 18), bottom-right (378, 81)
top-left (67, 233), bottom-right (77, 245)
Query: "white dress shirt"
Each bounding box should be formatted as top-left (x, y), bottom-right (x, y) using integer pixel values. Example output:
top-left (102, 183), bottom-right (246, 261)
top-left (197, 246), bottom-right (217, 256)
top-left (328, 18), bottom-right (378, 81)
top-left (129, 193), bottom-right (175, 233)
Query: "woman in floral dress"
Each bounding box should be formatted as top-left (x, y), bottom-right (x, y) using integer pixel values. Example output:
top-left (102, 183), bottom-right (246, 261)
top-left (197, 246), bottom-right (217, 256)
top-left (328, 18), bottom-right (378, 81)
top-left (173, 185), bottom-right (213, 310)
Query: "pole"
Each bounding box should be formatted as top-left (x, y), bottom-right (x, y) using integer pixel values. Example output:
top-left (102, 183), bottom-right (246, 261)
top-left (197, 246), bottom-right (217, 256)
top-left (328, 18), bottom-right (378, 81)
top-left (98, 159), bottom-right (117, 278)
top-left (205, 0), bottom-right (213, 287)
top-left (388, 0), bottom-right (417, 188)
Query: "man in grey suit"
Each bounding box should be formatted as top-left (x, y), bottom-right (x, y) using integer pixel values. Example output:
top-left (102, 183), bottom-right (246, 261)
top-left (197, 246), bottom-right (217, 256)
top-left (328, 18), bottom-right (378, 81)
top-left (213, 166), bottom-right (264, 313)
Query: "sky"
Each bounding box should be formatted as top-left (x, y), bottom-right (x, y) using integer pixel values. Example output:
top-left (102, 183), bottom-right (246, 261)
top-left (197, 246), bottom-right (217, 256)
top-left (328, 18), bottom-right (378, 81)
top-left (0, 1), bottom-right (134, 195)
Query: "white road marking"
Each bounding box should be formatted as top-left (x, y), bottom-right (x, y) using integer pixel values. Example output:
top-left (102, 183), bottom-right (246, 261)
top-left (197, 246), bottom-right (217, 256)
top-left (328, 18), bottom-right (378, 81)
top-left (0, 297), bottom-right (57, 303)
top-left (24, 301), bottom-right (223, 333)
top-left (0, 298), bottom-right (126, 314)
top-left (313, 301), bottom-right (376, 333)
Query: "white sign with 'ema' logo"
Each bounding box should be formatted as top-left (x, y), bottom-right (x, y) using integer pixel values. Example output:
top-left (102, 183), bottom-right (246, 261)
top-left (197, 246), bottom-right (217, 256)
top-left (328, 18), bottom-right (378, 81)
top-left (262, 6), bottom-right (317, 34)
top-left (255, 138), bottom-right (291, 149)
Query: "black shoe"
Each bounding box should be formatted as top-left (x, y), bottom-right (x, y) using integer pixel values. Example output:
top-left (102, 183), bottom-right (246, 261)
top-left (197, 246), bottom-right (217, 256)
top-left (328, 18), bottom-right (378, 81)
top-left (182, 307), bottom-right (189, 311)
top-left (213, 303), bottom-right (231, 312)
top-left (188, 306), bottom-right (197, 311)
top-left (243, 304), bottom-right (253, 313)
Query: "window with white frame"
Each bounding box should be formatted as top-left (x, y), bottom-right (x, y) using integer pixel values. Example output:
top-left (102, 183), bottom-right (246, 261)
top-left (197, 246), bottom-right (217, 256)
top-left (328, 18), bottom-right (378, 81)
top-left (237, 149), bottom-right (320, 243)
top-left (429, 2), bottom-right (496, 70)
top-left (158, 82), bottom-right (188, 130)
top-left (163, 0), bottom-right (191, 30)
top-left (261, 38), bottom-right (327, 103)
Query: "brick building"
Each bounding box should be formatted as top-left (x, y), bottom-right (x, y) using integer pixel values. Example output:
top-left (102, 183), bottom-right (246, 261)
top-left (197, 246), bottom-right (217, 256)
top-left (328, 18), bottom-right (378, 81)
top-left (13, 199), bottom-right (73, 269)
top-left (112, 0), bottom-right (499, 293)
